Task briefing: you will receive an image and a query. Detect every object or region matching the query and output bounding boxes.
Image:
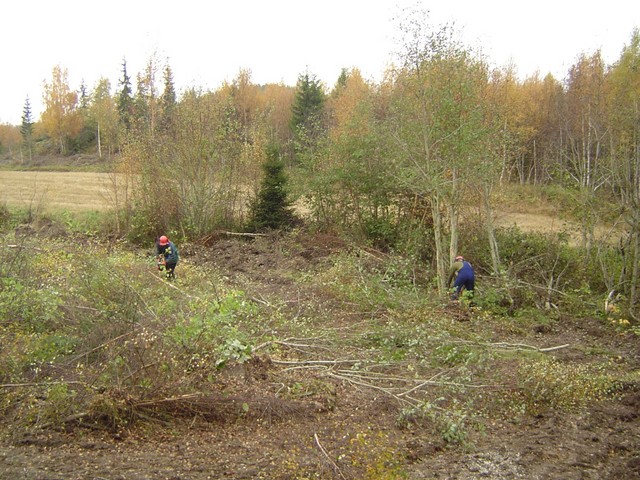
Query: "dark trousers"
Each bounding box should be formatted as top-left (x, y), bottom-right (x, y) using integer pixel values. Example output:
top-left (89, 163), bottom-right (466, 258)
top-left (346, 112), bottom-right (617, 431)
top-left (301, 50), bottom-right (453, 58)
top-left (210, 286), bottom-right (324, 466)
top-left (452, 274), bottom-right (474, 299)
top-left (164, 262), bottom-right (177, 279)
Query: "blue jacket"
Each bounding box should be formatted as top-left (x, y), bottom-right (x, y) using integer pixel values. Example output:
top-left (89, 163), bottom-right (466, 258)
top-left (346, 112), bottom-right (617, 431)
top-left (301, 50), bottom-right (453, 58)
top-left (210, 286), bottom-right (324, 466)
top-left (448, 260), bottom-right (475, 287)
top-left (157, 241), bottom-right (179, 264)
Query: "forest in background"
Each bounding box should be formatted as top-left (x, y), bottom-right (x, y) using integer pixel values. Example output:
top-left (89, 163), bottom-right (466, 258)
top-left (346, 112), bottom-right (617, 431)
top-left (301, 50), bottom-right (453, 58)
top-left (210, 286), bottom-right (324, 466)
top-left (1, 10), bottom-right (639, 320)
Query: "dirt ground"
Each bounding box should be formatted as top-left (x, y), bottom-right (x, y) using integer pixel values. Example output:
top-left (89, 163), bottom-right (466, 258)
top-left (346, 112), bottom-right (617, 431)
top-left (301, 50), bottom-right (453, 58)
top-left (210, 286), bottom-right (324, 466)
top-left (1, 231), bottom-right (639, 480)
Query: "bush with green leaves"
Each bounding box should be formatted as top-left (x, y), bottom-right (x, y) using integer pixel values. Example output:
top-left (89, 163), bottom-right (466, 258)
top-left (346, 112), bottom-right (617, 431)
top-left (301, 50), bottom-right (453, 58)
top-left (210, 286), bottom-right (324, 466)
top-left (166, 290), bottom-right (257, 368)
top-left (397, 400), bottom-right (472, 446)
top-left (312, 251), bottom-right (421, 311)
top-left (514, 357), bottom-right (622, 414)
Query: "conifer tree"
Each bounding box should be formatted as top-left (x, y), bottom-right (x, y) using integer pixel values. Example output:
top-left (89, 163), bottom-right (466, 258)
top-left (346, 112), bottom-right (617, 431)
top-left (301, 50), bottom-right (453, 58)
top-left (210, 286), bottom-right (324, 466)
top-left (79, 80), bottom-right (90, 110)
top-left (290, 72), bottom-right (325, 135)
top-left (159, 64), bottom-right (177, 133)
top-left (117, 59), bottom-right (134, 131)
top-left (20, 97), bottom-right (33, 163)
top-left (248, 144), bottom-right (296, 232)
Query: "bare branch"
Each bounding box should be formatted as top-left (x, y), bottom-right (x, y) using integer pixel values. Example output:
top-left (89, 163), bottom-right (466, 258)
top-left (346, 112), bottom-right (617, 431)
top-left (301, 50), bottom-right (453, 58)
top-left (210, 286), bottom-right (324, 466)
top-left (314, 433), bottom-right (347, 480)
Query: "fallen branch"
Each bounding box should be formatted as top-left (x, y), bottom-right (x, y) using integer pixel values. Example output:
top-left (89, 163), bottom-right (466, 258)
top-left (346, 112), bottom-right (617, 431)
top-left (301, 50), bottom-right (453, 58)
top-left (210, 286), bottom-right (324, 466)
top-left (65, 330), bottom-right (135, 365)
top-left (254, 339), bottom-right (332, 353)
top-left (490, 342), bottom-right (570, 352)
top-left (271, 359), bottom-right (361, 366)
top-left (334, 370), bottom-right (508, 392)
top-left (150, 272), bottom-right (201, 301)
top-left (314, 433), bottom-right (347, 480)
top-left (221, 231), bottom-right (268, 238)
top-left (453, 339), bottom-right (570, 353)
top-left (0, 380), bottom-right (89, 389)
top-left (326, 372), bottom-right (416, 407)
top-left (7, 244), bottom-right (44, 251)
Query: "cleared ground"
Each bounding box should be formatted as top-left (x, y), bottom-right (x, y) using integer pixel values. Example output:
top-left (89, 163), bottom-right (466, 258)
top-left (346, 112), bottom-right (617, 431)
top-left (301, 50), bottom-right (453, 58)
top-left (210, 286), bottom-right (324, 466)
top-left (0, 232), bottom-right (638, 479)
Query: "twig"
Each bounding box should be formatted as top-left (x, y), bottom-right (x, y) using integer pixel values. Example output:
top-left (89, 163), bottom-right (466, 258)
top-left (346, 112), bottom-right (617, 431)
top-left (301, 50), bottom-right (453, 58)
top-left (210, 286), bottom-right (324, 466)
top-left (314, 433), bottom-right (347, 480)
top-left (538, 344), bottom-right (571, 352)
top-left (65, 304), bottom-right (105, 313)
top-left (150, 272), bottom-right (201, 301)
top-left (134, 393), bottom-right (202, 407)
top-left (65, 330), bottom-right (134, 365)
top-left (326, 373), bottom-right (416, 407)
top-left (397, 370), bottom-right (450, 397)
top-left (249, 294), bottom-right (271, 306)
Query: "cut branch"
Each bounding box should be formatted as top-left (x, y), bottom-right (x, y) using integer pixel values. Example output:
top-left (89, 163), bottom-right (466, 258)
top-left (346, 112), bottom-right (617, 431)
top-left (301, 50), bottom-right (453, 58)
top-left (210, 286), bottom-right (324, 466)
top-left (314, 433), bottom-right (347, 480)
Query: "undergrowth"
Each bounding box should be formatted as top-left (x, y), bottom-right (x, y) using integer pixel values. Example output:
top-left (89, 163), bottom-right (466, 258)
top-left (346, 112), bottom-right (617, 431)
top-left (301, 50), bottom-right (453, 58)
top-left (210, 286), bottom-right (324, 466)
top-left (0, 221), bottom-right (637, 477)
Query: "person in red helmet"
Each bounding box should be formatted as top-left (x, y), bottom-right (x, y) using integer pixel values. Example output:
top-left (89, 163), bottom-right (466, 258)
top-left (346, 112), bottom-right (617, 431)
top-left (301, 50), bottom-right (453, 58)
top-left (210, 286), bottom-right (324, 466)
top-left (156, 235), bottom-right (179, 279)
top-left (447, 255), bottom-right (475, 300)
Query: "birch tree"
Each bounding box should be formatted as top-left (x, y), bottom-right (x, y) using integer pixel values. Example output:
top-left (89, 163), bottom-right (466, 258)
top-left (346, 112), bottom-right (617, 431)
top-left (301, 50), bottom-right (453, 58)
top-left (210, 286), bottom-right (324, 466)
top-left (41, 65), bottom-right (82, 154)
top-left (606, 29), bottom-right (640, 318)
top-left (564, 52), bottom-right (609, 252)
top-left (90, 78), bottom-right (118, 159)
top-left (388, 9), bottom-right (493, 291)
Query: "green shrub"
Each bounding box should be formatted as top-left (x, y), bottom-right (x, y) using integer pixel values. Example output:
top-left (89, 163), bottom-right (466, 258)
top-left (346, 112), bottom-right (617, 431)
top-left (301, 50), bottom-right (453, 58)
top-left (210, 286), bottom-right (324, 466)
top-left (166, 290), bottom-right (257, 368)
top-left (0, 277), bottom-right (64, 332)
top-left (516, 358), bottom-right (620, 413)
top-left (397, 400), bottom-right (471, 446)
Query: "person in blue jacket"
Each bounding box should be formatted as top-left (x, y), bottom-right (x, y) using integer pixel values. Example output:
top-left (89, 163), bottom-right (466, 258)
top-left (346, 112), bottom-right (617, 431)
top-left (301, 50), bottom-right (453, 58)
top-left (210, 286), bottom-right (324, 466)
top-left (447, 255), bottom-right (475, 300)
top-left (156, 235), bottom-right (179, 279)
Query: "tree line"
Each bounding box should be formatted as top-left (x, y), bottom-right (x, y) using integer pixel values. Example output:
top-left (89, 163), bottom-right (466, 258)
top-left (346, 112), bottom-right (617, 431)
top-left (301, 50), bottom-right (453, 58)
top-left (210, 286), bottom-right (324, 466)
top-left (0, 12), bottom-right (638, 319)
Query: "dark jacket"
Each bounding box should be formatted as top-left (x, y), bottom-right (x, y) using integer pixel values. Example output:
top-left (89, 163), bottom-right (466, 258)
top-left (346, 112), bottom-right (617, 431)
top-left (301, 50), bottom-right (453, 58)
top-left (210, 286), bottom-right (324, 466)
top-left (157, 241), bottom-right (179, 265)
top-left (448, 260), bottom-right (474, 287)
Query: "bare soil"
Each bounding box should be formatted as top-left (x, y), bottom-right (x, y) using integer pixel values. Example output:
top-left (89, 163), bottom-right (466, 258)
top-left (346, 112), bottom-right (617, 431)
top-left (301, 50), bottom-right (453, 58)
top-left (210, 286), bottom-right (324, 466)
top-left (1, 232), bottom-right (639, 479)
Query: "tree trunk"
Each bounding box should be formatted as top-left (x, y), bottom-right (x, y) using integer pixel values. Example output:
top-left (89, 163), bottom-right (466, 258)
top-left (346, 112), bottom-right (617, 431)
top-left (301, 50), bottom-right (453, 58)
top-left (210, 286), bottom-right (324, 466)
top-left (97, 121), bottom-right (102, 158)
top-left (432, 194), bottom-right (446, 293)
top-left (482, 184), bottom-right (501, 275)
top-left (630, 215), bottom-right (639, 320)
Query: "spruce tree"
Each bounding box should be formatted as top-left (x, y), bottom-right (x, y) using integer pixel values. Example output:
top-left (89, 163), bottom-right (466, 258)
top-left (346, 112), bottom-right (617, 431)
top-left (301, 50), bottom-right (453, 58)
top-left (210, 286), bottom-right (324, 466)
top-left (20, 97), bottom-right (33, 163)
top-left (248, 144), bottom-right (296, 232)
top-left (289, 72), bottom-right (325, 135)
top-left (117, 59), bottom-right (133, 131)
top-left (159, 64), bottom-right (177, 133)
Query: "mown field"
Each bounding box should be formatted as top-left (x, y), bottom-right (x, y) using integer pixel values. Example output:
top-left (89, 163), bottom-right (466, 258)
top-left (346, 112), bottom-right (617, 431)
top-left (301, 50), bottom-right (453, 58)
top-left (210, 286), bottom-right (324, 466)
top-left (0, 167), bottom-right (638, 479)
top-left (0, 169), bottom-right (585, 238)
top-left (0, 171), bottom-right (125, 212)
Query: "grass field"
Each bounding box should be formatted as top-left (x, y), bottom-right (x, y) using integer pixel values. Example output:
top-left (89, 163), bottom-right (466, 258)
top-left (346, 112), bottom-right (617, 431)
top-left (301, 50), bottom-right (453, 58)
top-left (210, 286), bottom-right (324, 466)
top-left (0, 170), bottom-right (621, 245)
top-left (0, 171), bottom-right (125, 212)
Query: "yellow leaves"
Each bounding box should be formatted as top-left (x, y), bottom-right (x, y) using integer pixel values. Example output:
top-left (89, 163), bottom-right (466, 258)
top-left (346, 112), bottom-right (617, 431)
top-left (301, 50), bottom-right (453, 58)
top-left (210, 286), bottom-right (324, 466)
top-left (328, 68), bottom-right (373, 141)
top-left (41, 65), bottom-right (82, 153)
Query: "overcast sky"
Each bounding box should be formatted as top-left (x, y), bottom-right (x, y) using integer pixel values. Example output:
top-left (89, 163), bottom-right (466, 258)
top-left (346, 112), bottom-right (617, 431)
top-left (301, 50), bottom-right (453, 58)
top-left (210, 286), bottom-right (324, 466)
top-left (1, 0), bottom-right (638, 125)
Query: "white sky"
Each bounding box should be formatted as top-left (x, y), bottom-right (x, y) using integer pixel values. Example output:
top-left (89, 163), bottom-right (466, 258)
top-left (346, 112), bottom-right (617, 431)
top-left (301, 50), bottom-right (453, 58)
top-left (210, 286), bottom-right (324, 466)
top-left (1, 0), bottom-right (638, 125)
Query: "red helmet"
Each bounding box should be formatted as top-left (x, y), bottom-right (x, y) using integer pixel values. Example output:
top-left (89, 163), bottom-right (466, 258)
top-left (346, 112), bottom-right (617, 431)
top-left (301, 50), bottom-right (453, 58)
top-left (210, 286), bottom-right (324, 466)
top-left (159, 235), bottom-right (169, 245)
